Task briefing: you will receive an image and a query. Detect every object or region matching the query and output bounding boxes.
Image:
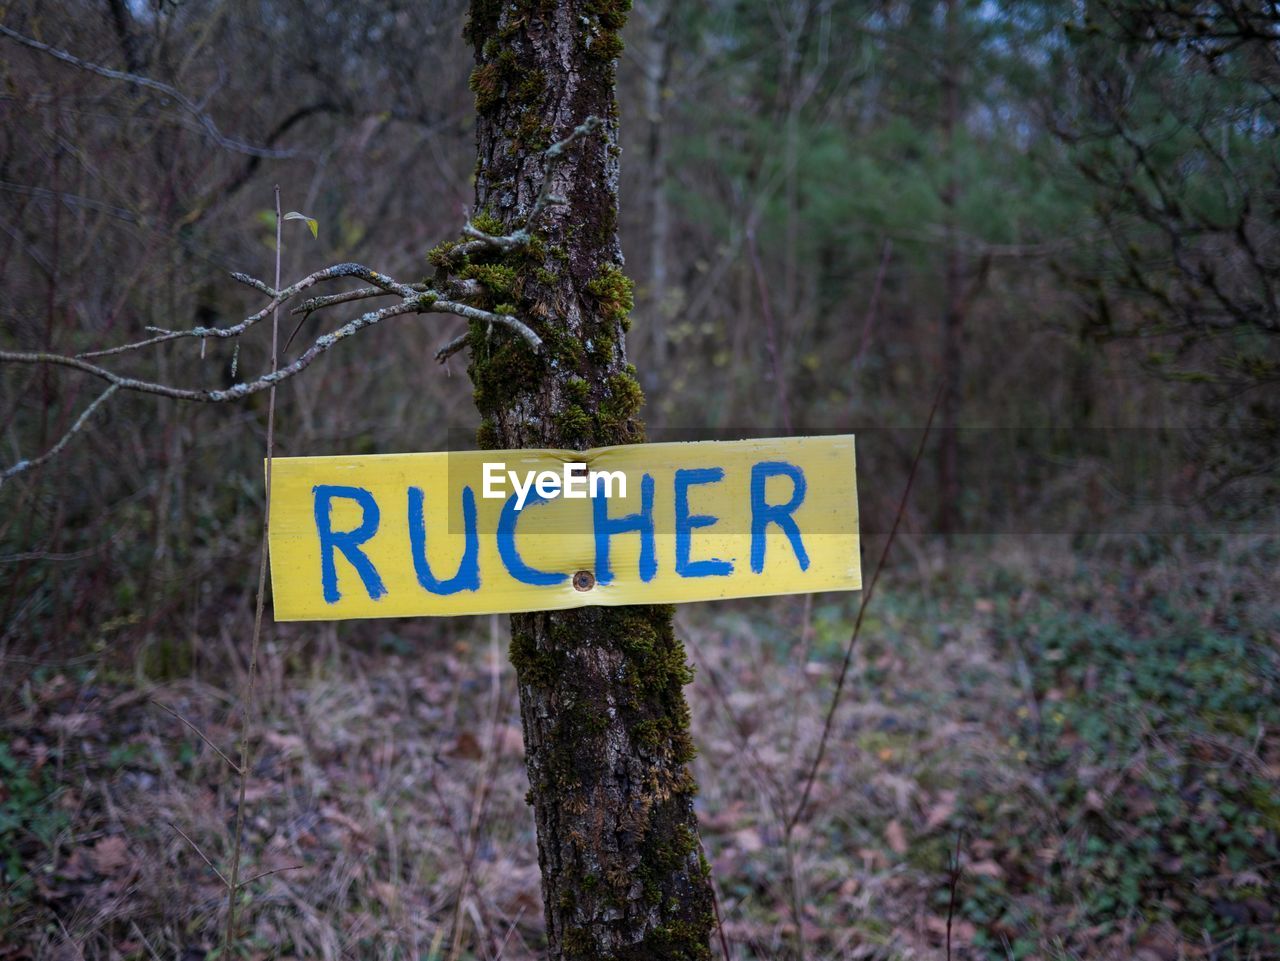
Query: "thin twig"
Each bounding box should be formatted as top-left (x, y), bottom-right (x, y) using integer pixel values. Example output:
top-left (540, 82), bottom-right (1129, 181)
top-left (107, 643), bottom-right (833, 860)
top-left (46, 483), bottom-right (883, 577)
top-left (462, 221), bottom-right (531, 251)
top-left (0, 26), bottom-right (293, 160)
top-left (431, 300), bottom-right (542, 352)
top-left (435, 332), bottom-right (470, 364)
top-left (783, 831), bottom-right (807, 961)
top-left (129, 921), bottom-right (164, 961)
top-left (946, 830), bottom-right (964, 961)
top-left (230, 272), bottom-right (276, 296)
top-left (854, 238), bottom-right (893, 369)
top-left (78, 333), bottom-right (193, 359)
top-left (3, 280), bottom-right (541, 409)
top-left (289, 283), bottom-right (424, 316)
top-left (224, 184), bottom-right (283, 951)
top-left (149, 697), bottom-right (242, 773)
top-left (241, 863), bottom-right (305, 886)
top-left (494, 905), bottom-right (527, 960)
top-left (745, 225), bottom-right (793, 433)
top-left (0, 179), bottom-right (139, 223)
top-left (449, 618), bottom-right (511, 960)
top-left (545, 115), bottom-right (603, 160)
top-left (528, 116), bottom-right (602, 225)
top-left (0, 114), bottom-right (583, 474)
top-left (76, 263), bottom-right (409, 360)
top-left (0, 289), bottom-right (535, 481)
top-left (788, 382), bottom-right (944, 829)
top-left (700, 839), bottom-right (733, 961)
top-left (282, 313), bottom-right (315, 356)
top-left (287, 281), bottom-right (476, 353)
top-left (683, 628), bottom-right (788, 819)
top-left (456, 115), bottom-right (603, 251)
top-left (170, 821), bottom-right (229, 889)
top-left (1, 300), bottom-right (422, 402)
top-left (0, 384), bottom-right (118, 486)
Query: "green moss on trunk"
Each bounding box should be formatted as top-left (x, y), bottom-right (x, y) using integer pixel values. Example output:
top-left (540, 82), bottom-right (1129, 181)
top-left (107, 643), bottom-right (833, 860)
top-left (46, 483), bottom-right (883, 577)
top-left (456, 1), bottom-right (716, 957)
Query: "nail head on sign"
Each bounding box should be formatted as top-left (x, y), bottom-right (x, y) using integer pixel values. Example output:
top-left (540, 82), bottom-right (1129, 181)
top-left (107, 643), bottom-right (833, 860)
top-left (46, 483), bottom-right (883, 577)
top-left (573, 570), bottom-right (595, 592)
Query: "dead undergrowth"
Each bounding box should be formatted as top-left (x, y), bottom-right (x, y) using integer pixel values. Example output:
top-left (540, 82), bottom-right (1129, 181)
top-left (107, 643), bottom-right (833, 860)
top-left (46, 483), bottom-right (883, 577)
top-left (2, 535), bottom-right (1277, 960)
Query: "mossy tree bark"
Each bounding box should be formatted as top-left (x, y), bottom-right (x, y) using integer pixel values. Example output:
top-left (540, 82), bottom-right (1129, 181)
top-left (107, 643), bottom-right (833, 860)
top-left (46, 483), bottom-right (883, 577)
top-left (442, 1), bottom-right (717, 958)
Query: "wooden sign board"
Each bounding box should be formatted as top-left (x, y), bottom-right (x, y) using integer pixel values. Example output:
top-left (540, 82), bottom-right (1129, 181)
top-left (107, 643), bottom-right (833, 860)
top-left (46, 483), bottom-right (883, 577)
top-left (268, 435), bottom-right (859, 620)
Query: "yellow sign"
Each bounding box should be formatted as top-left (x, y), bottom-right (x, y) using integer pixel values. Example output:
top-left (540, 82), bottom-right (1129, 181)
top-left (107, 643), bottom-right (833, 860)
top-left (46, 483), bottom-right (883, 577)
top-left (268, 436), bottom-right (859, 620)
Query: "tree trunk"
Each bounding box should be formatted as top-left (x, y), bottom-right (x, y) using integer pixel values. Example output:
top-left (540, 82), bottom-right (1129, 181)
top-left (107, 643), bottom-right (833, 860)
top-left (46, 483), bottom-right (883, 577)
top-left (937, 0), bottom-right (963, 538)
top-left (454, 2), bottom-right (715, 957)
top-left (643, 0), bottom-right (674, 376)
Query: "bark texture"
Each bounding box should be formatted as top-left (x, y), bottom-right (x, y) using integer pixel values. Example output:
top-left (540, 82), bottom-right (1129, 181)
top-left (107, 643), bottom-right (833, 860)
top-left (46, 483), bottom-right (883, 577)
top-left (937, 0), bottom-right (964, 538)
top-left (447, 2), bottom-right (716, 957)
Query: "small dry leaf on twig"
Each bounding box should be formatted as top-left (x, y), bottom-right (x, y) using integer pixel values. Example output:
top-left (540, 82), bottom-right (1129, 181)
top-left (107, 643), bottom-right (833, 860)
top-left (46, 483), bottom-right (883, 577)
top-left (282, 211), bottom-right (319, 239)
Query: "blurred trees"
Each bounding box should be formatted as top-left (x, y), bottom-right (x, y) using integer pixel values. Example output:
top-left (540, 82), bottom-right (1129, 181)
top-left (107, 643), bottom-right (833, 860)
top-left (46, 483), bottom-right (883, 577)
top-left (1055, 0), bottom-right (1280, 507)
top-left (1, 5), bottom-right (1275, 956)
top-left (623, 0), bottom-right (1085, 524)
top-left (1, 0), bottom-right (475, 655)
top-left (2, 0), bottom-right (1276, 656)
top-left (620, 0), bottom-right (1275, 522)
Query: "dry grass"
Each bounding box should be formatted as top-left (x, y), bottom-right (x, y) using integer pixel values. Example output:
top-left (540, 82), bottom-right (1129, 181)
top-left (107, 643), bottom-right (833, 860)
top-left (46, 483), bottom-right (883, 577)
top-left (2, 535), bottom-right (1276, 960)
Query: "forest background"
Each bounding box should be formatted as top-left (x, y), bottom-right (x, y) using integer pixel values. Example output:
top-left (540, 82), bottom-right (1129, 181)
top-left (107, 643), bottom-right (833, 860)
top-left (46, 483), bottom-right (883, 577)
top-left (0, 0), bottom-right (1277, 958)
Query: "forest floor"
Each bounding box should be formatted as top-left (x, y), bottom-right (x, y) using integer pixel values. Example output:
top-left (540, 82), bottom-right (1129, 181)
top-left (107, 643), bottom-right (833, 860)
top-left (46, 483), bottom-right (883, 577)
top-left (1, 535), bottom-right (1277, 960)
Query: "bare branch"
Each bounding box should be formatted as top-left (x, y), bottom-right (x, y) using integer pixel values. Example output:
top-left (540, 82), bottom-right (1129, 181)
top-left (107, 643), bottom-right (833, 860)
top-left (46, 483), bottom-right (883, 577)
top-left (0, 180), bottom-right (139, 223)
top-left (149, 698), bottom-right (242, 774)
top-left (230, 272), bottom-right (276, 297)
top-left (0, 385), bottom-right (119, 487)
top-left (291, 282), bottom-right (430, 316)
top-left (4, 294), bottom-right (542, 411)
top-left (545, 115), bottom-right (603, 159)
top-left (430, 300), bottom-right (542, 352)
top-left (76, 263), bottom-right (418, 359)
top-left (168, 822), bottom-right (229, 889)
top-left (435, 332), bottom-right (469, 363)
top-left (0, 26), bottom-right (294, 160)
top-left (451, 115), bottom-right (605, 254)
top-left (284, 281), bottom-right (430, 353)
top-left (461, 221), bottom-right (531, 251)
top-left (225, 186), bottom-right (286, 950)
top-left (443, 278), bottom-right (484, 301)
top-left (240, 864), bottom-right (305, 887)
top-left (788, 383), bottom-right (944, 830)
top-left (449, 231), bottom-right (535, 263)
top-left (0, 106), bottom-right (590, 473)
top-left (528, 115), bottom-right (603, 225)
top-left (2, 300), bottom-right (424, 402)
top-left (78, 334), bottom-right (185, 359)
